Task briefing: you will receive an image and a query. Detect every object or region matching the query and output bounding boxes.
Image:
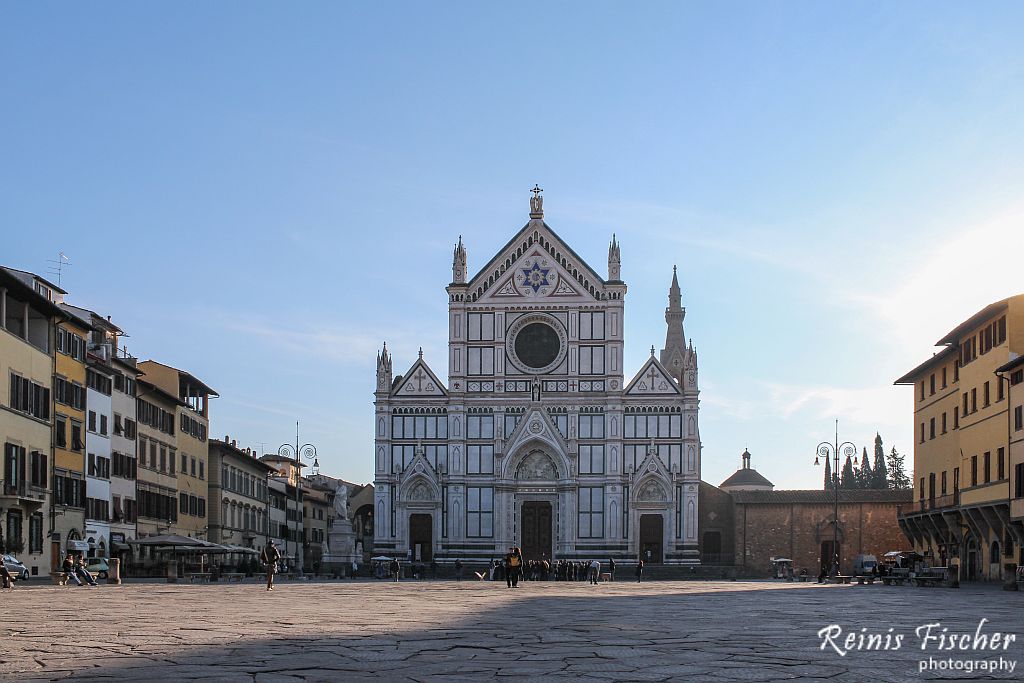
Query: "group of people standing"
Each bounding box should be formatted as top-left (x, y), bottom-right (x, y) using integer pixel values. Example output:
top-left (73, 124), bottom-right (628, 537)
top-left (488, 554), bottom-right (646, 585)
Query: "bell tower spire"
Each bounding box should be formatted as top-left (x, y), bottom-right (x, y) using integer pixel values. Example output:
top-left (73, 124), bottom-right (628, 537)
top-left (608, 234), bottom-right (621, 281)
top-left (452, 235), bottom-right (467, 284)
top-left (659, 265), bottom-right (688, 384)
top-left (376, 341), bottom-right (393, 393)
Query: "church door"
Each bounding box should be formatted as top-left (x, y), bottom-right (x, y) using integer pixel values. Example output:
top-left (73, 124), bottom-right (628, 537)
top-left (640, 514), bottom-right (663, 564)
top-left (409, 514), bottom-right (432, 562)
top-left (520, 502), bottom-right (552, 561)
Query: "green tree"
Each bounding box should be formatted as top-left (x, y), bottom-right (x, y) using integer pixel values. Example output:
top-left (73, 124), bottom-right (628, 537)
top-left (841, 454), bottom-right (857, 489)
top-left (887, 446), bottom-right (912, 490)
top-left (872, 433), bottom-right (889, 489)
top-left (858, 447), bottom-right (872, 488)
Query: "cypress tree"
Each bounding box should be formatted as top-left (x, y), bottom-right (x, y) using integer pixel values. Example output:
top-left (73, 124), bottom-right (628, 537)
top-left (872, 433), bottom-right (888, 488)
top-left (860, 447), bottom-right (873, 489)
top-left (841, 454), bottom-right (857, 489)
top-left (824, 455), bottom-right (832, 491)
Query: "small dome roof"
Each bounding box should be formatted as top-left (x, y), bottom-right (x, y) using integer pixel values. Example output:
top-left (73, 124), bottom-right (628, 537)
top-left (720, 468), bottom-right (774, 489)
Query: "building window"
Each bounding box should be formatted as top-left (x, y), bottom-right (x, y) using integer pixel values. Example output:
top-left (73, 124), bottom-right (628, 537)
top-left (55, 415), bottom-right (67, 448)
top-left (466, 414), bottom-right (494, 440)
top-left (29, 450), bottom-right (47, 488)
top-left (578, 413), bottom-right (605, 439)
top-left (920, 423), bottom-right (925, 444)
top-left (578, 487), bottom-right (604, 538)
top-left (929, 418), bottom-right (935, 440)
top-left (1015, 406), bottom-right (1023, 431)
top-left (984, 451), bottom-right (991, 483)
top-left (578, 445), bottom-right (605, 474)
top-left (579, 311), bottom-right (606, 341)
top-left (1015, 463), bottom-right (1024, 498)
top-left (941, 471), bottom-right (947, 495)
top-left (971, 456), bottom-right (978, 486)
top-left (998, 448), bottom-right (1005, 480)
top-left (6, 510), bottom-right (22, 551)
top-left (467, 313), bottom-right (495, 341)
top-left (70, 420), bottom-right (84, 451)
top-left (954, 409), bottom-right (959, 430)
top-left (8, 373), bottom-right (50, 421)
top-left (467, 347), bottom-right (495, 376)
top-left (466, 445), bottom-right (494, 474)
top-left (929, 374), bottom-right (935, 395)
top-left (579, 346), bottom-right (606, 375)
top-left (942, 367), bottom-right (947, 388)
top-left (29, 512), bottom-right (43, 553)
top-left (997, 379), bottom-right (1005, 402)
top-left (983, 381), bottom-right (990, 407)
top-left (971, 388), bottom-right (977, 413)
top-left (941, 412), bottom-right (947, 434)
top-left (920, 381), bottom-right (925, 401)
top-left (466, 487), bottom-right (493, 538)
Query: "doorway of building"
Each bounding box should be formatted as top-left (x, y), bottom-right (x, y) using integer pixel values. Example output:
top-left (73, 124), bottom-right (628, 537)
top-left (966, 538), bottom-right (978, 581)
top-left (520, 501), bottom-right (552, 561)
top-left (820, 540), bottom-right (840, 574)
top-left (640, 514), bottom-right (663, 564)
top-left (409, 514), bottom-right (432, 562)
top-left (702, 531), bottom-right (722, 564)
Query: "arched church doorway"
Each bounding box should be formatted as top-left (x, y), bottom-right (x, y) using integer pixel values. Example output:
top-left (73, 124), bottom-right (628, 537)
top-left (520, 502), bottom-right (552, 561)
top-left (820, 541), bottom-right (840, 575)
top-left (640, 514), bottom-right (663, 564)
top-left (409, 514), bottom-right (432, 562)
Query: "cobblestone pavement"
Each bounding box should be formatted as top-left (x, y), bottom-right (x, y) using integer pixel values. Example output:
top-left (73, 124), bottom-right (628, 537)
top-left (2, 579), bottom-right (1021, 681)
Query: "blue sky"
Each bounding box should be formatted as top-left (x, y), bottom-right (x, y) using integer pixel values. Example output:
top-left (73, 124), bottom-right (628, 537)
top-left (3, 2), bottom-right (1023, 487)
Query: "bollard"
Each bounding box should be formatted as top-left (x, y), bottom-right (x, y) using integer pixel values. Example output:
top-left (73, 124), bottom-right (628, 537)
top-left (107, 557), bottom-right (122, 585)
top-left (166, 559), bottom-right (178, 583)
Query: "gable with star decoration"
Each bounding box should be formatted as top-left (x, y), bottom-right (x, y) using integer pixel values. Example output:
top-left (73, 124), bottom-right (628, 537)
top-left (391, 357), bottom-right (448, 398)
top-left (469, 222), bottom-right (605, 304)
top-left (623, 356), bottom-right (683, 396)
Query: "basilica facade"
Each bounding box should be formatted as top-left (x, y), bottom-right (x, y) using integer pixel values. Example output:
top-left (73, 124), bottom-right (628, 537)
top-left (372, 190), bottom-right (701, 566)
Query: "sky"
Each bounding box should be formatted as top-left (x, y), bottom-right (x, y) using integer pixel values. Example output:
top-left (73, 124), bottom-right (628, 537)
top-left (3, 2), bottom-right (1023, 488)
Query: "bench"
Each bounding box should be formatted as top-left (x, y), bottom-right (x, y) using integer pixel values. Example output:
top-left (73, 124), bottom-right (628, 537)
top-left (798, 575), bottom-right (809, 582)
top-left (184, 572), bottom-right (212, 583)
top-left (829, 575), bottom-right (853, 584)
top-left (221, 573), bottom-right (245, 582)
top-left (50, 571), bottom-right (67, 586)
top-left (911, 575), bottom-right (945, 587)
top-left (855, 576), bottom-right (877, 585)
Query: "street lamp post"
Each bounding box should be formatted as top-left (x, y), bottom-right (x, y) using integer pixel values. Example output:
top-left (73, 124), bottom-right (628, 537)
top-left (278, 421), bottom-right (318, 573)
top-left (814, 420), bottom-right (857, 579)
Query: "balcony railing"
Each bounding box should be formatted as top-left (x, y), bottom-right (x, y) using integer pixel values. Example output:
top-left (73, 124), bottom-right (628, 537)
top-left (1, 480), bottom-right (27, 497)
top-left (898, 491), bottom-right (960, 516)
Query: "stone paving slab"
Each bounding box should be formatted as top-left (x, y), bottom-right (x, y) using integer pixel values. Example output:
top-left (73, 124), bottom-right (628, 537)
top-left (1, 580), bottom-right (1021, 681)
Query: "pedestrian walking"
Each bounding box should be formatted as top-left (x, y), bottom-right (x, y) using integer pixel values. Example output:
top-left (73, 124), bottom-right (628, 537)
top-left (608, 557), bottom-right (616, 581)
top-left (455, 558), bottom-right (464, 581)
top-left (635, 559), bottom-right (644, 583)
top-left (505, 547), bottom-right (522, 588)
top-left (390, 557), bottom-right (401, 582)
top-left (260, 540), bottom-right (281, 591)
top-left (588, 559), bottom-right (601, 585)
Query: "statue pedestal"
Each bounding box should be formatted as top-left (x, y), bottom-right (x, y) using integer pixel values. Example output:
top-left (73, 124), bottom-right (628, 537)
top-left (322, 518), bottom-right (358, 577)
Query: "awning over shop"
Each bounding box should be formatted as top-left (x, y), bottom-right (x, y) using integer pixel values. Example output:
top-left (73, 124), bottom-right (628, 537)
top-left (111, 542), bottom-right (132, 552)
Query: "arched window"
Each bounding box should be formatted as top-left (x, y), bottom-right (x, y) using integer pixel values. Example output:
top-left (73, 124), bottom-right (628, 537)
top-left (990, 541), bottom-right (1001, 564)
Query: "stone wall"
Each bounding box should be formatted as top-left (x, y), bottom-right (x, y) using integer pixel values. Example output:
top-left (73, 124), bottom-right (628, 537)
top-left (727, 490), bottom-right (912, 577)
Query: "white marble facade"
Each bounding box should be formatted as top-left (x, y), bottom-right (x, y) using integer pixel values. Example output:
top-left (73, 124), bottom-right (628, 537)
top-left (373, 190), bottom-right (701, 565)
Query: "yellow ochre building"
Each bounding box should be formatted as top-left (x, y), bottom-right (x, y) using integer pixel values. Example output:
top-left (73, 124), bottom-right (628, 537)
top-left (895, 294), bottom-right (1024, 582)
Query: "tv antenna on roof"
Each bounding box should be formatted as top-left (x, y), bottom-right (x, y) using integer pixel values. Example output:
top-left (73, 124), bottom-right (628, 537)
top-left (46, 252), bottom-right (72, 287)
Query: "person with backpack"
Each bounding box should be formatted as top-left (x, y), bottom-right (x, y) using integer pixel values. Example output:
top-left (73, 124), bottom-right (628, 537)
top-left (260, 541), bottom-right (281, 591)
top-left (505, 547), bottom-right (523, 588)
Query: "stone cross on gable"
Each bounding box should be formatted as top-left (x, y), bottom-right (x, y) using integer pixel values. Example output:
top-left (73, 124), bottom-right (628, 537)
top-left (646, 365), bottom-right (660, 387)
top-left (412, 368), bottom-right (428, 391)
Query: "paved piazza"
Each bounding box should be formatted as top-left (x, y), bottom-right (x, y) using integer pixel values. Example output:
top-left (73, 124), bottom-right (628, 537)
top-left (3, 580), bottom-right (1021, 681)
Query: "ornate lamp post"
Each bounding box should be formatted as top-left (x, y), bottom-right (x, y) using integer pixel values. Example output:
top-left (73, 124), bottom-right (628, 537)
top-left (814, 420), bottom-right (857, 579)
top-left (278, 422), bottom-right (318, 573)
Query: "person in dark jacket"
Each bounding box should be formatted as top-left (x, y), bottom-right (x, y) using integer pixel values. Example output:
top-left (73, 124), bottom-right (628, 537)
top-left (608, 557), bottom-right (616, 582)
top-left (635, 559), bottom-right (644, 583)
top-left (390, 558), bottom-right (401, 582)
top-left (260, 541), bottom-right (281, 591)
top-left (505, 547), bottom-right (523, 588)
